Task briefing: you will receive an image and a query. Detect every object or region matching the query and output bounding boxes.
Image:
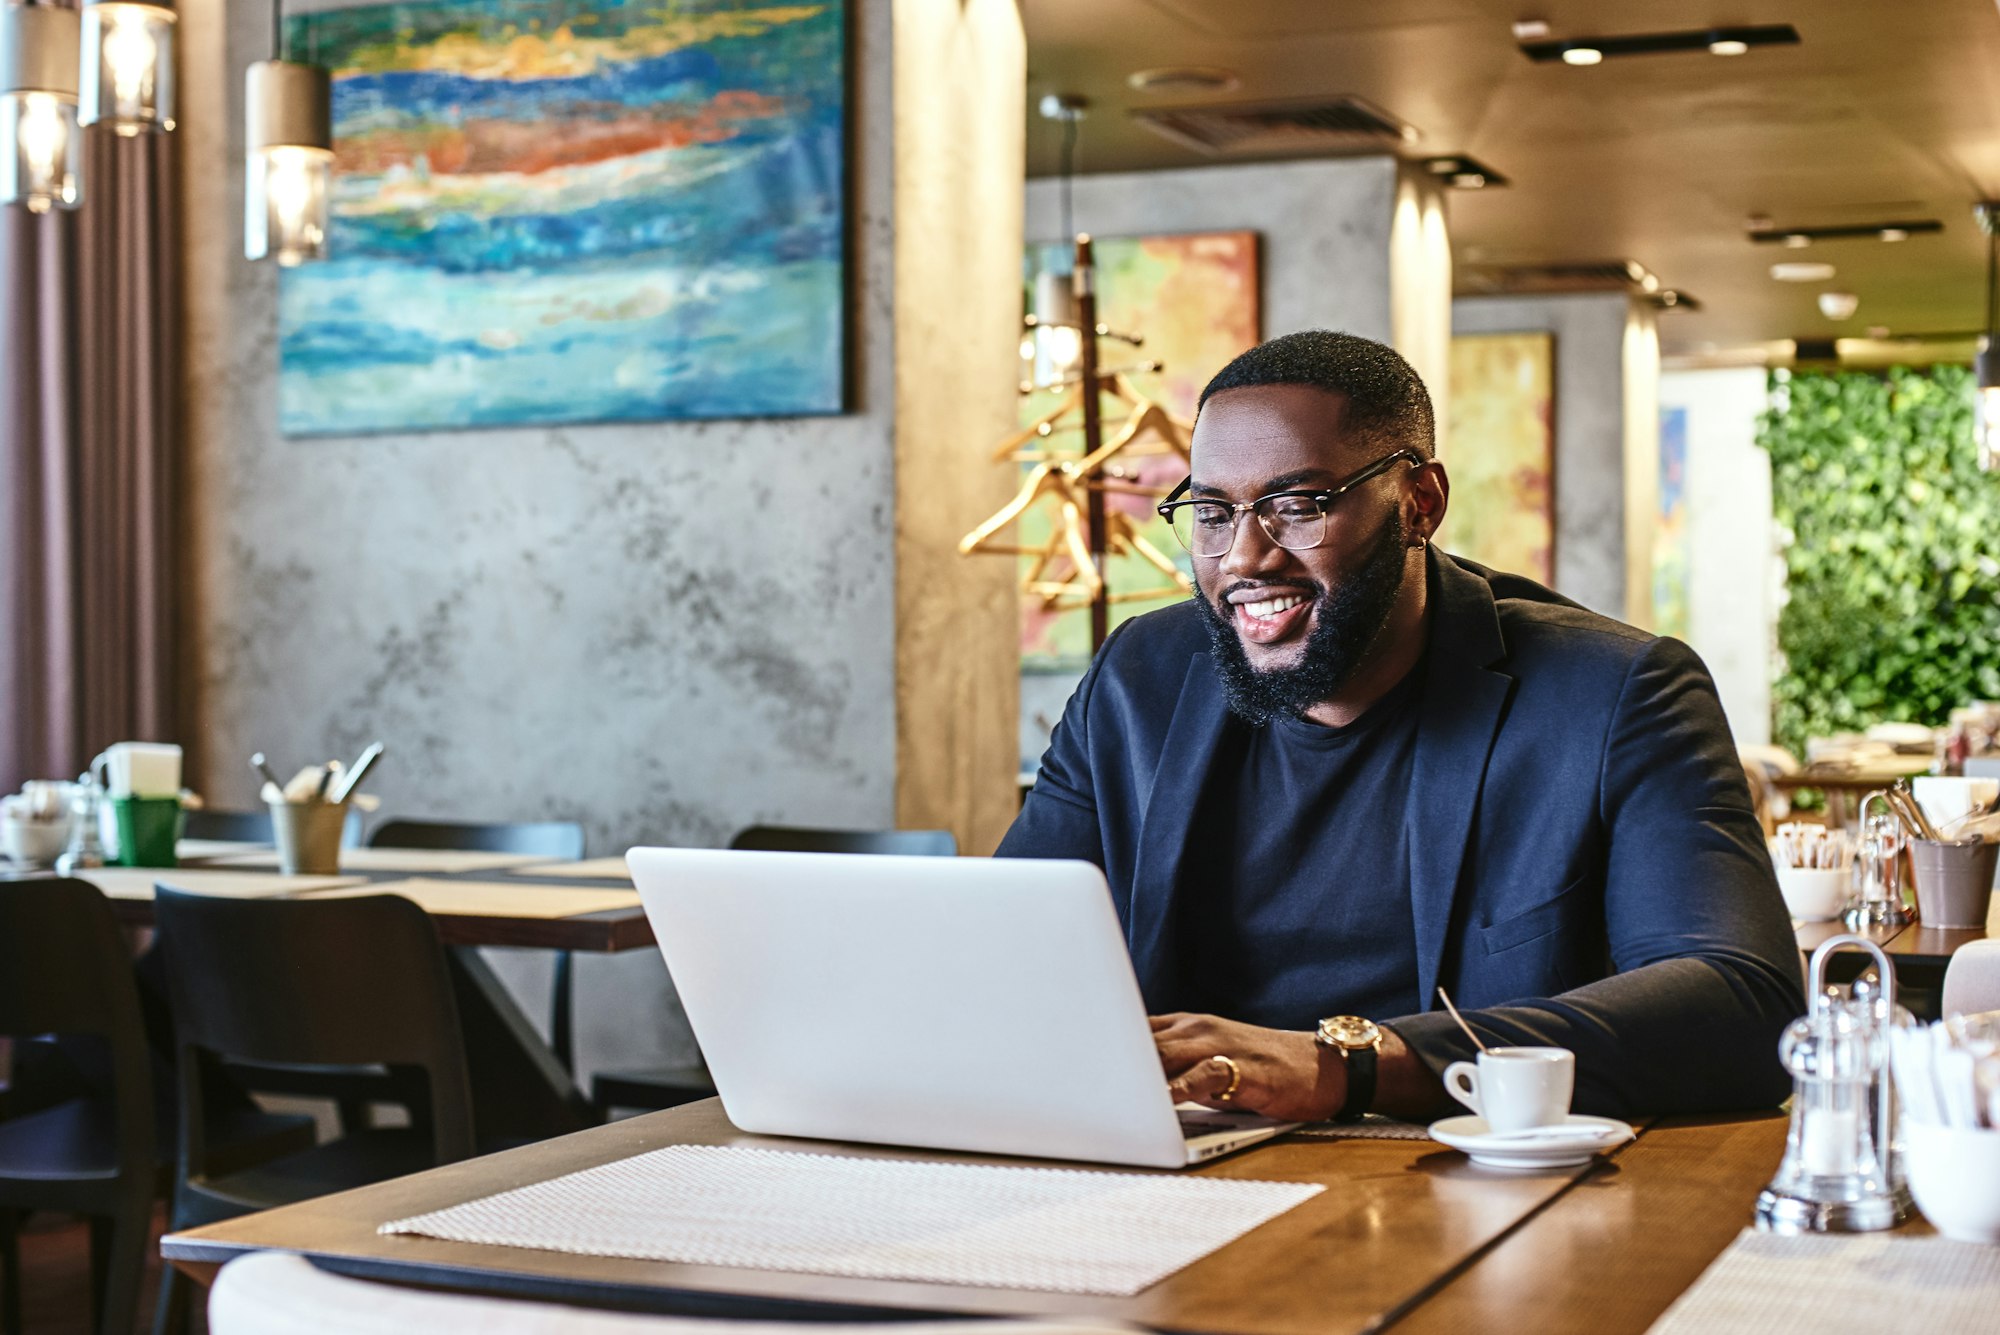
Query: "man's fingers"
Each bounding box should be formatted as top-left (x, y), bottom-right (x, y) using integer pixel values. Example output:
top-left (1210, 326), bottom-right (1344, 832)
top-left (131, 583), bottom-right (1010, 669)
top-left (1166, 1054), bottom-right (1238, 1106)
top-left (1155, 1037), bottom-right (1224, 1074)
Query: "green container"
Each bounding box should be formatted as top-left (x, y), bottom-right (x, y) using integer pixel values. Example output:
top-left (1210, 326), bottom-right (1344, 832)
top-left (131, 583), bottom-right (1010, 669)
top-left (112, 795), bottom-right (183, 868)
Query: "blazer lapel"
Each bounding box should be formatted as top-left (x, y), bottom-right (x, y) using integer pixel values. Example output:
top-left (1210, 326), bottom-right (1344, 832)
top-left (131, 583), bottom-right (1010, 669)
top-left (1407, 552), bottom-right (1516, 1010)
top-left (1126, 652), bottom-right (1233, 1010)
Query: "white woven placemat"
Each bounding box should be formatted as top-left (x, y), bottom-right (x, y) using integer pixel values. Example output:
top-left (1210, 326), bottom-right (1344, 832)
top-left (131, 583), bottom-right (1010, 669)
top-left (381, 1144), bottom-right (1322, 1297)
top-left (1647, 1230), bottom-right (2000, 1334)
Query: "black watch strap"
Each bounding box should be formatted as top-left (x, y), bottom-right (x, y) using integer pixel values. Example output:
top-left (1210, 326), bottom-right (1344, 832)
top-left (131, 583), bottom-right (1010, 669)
top-left (1334, 1043), bottom-right (1378, 1122)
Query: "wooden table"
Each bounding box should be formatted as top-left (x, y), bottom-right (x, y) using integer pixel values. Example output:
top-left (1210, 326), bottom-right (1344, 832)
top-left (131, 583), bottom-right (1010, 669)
top-left (1770, 761), bottom-right (1930, 827)
top-left (162, 1100), bottom-right (1803, 1335)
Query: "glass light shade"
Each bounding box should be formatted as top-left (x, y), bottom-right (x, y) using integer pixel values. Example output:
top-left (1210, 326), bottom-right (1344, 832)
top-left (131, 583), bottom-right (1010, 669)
top-left (80, 1), bottom-right (176, 134)
top-left (1031, 268), bottom-right (1083, 375)
top-left (0, 91), bottom-right (81, 211)
top-left (246, 144), bottom-right (330, 265)
top-left (0, 1), bottom-right (83, 210)
top-left (245, 60), bottom-right (331, 265)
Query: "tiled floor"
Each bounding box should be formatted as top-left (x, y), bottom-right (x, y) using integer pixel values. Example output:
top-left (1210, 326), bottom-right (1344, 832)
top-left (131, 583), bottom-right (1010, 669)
top-left (10, 1207), bottom-right (170, 1335)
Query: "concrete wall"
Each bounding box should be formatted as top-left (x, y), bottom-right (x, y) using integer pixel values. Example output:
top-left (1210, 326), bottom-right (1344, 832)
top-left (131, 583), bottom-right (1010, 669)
top-left (1661, 367), bottom-right (1777, 747)
top-left (175, 0), bottom-right (1022, 1081)
top-left (1451, 292), bottom-right (1637, 620)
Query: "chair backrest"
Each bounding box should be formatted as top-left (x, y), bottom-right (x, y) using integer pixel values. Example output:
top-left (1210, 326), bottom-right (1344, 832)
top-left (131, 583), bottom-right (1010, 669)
top-left (0, 877), bottom-right (153, 1174)
top-left (369, 817), bottom-right (585, 860)
top-left (1942, 940), bottom-right (2000, 1018)
top-left (154, 888), bottom-right (475, 1168)
top-left (183, 807), bottom-right (274, 843)
top-left (729, 825), bottom-right (957, 858)
top-left (208, 1251), bottom-right (1136, 1335)
top-left (184, 806), bottom-right (365, 847)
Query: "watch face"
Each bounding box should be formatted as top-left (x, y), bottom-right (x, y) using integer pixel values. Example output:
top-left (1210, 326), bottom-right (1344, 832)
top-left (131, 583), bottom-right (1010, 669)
top-left (1321, 1016), bottom-right (1383, 1049)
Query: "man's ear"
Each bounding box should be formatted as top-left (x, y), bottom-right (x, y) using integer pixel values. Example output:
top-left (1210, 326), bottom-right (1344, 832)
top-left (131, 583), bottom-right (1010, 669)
top-left (1405, 461), bottom-right (1448, 545)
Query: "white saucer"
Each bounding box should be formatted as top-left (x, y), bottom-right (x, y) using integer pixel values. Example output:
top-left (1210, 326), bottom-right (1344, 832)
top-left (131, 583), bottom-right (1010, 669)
top-left (1428, 1114), bottom-right (1635, 1169)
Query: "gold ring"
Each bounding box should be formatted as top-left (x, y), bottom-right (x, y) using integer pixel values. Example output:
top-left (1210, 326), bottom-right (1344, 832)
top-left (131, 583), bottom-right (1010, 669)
top-left (1210, 1055), bottom-right (1241, 1103)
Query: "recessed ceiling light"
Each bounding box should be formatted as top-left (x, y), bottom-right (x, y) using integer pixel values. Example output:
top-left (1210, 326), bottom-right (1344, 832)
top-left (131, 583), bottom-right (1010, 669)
top-left (1126, 66), bottom-right (1240, 94)
top-left (1772, 262), bottom-right (1837, 282)
top-left (1521, 24), bottom-right (1799, 63)
top-left (1818, 291), bottom-right (1860, 320)
top-left (1423, 155), bottom-right (1509, 189)
top-left (1512, 19), bottom-right (1551, 41)
top-left (1867, 325), bottom-right (1891, 339)
top-left (1748, 219), bottom-right (1942, 245)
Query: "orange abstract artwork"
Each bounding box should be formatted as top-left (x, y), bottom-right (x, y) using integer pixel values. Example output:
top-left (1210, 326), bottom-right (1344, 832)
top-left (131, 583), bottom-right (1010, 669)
top-left (1445, 333), bottom-right (1555, 583)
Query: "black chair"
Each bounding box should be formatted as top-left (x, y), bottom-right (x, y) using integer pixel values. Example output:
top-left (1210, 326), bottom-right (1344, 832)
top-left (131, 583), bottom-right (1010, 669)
top-left (729, 825), bottom-right (959, 858)
top-left (181, 807), bottom-right (364, 847)
top-left (590, 825), bottom-right (957, 1116)
top-left (151, 888), bottom-right (475, 1331)
top-left (0, 878), bottom-right (155, 1335)
top-left (367, 818), bottom-right (586, 1070)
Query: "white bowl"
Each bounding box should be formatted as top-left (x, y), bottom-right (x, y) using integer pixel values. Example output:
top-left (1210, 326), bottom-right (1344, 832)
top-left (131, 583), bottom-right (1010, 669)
top-left (1907, 1121), bottom-right (2000, 1243)
top-left (1776, 866), bottom-right (1851, 922)
top-left (1, 817), bottom-right (69, 865)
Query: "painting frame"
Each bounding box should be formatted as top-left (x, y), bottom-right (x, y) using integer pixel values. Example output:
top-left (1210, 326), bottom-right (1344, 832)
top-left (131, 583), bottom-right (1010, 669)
top-left (1444, 330), bottom-right (1558, 585)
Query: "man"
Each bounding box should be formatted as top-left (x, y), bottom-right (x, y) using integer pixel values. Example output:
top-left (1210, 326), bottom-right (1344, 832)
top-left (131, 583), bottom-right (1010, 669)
top-left (998, 330), bottom-right (1803, 1123)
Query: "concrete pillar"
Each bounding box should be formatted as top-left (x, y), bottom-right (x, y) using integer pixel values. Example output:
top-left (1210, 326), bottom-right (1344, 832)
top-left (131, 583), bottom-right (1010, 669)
top-left (1391, 163), bottom-right (1453, 453)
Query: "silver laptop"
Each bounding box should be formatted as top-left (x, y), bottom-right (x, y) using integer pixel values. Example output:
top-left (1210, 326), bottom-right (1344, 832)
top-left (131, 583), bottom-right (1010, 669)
top-left (627, 847), bottom-right (1296, 1169)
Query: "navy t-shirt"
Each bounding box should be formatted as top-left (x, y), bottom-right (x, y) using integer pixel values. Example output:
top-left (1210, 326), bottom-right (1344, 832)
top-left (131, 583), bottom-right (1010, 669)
top-left (1181, 665), bottom-right (1425, 1029)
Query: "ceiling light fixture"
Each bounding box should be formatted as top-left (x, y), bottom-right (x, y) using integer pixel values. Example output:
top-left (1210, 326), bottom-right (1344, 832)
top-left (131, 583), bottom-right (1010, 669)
top-left (1976, 203), bottom-right (2000, 471)
top-left (1126, 66), bottom-right (1238, 94)
top-left (1511, 19), bottom-right (1551, 41)
top-left (1423, 155), bottom-right (1508, 189)
top-left (1522, 24), bottom-right (1799, 64)
top-left (0, 0), bottom-right (84, 212)
top-left (79, 0), bottom-right (176, 134)
top-left (1750, 219), bottom-right (1942, 245)
top-left (1818, 292), bottom-right (1860, 321)
top-left (1771, 261), bottom-right (1836, 282)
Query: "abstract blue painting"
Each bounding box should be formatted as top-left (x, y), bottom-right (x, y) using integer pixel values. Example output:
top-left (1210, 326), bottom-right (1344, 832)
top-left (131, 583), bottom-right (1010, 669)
top-left (281, 1), bottom-right (846, 435)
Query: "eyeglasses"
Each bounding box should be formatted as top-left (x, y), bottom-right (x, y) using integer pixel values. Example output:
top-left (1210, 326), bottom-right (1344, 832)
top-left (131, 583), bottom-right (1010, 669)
top-left (1156, 450), bottom-right (1425, 557)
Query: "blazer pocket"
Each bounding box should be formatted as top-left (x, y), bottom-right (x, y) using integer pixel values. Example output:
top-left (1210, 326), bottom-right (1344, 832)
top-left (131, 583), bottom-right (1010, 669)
top-left (1479, 875), bottom-right (1589, 956)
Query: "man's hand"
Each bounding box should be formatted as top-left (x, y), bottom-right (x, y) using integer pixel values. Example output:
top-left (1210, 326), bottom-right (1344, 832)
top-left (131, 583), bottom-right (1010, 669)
top-left (1151, 1012), bottom-right (1346, 1122)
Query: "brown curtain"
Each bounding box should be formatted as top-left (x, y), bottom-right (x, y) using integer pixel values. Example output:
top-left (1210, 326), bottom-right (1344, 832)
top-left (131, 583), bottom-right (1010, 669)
top-left (0, 125), bottom-right (179, 793)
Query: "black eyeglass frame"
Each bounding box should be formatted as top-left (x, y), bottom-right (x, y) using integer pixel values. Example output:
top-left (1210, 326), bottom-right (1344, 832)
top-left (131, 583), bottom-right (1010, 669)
top-left (1156, 449), bottom-right (1427, 555)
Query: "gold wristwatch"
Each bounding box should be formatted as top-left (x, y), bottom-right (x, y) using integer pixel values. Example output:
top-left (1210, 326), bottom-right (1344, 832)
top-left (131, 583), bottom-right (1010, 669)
top-left (1316, 1016), bottom-right (1384, 1122)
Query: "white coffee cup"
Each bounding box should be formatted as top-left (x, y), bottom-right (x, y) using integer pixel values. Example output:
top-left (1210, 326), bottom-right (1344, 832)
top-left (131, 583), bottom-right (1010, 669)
top-left (1443, 1046), bottom-right (1575, 1134)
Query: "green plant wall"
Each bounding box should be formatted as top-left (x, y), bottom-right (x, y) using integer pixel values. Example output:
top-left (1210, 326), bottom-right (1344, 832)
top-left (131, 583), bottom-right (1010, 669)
top-left (1760, 364), bottom-right (2000, 755)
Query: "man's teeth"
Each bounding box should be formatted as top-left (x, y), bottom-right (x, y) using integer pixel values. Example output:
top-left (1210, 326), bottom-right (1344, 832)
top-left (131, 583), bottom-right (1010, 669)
top-left (1240, 594), bottom-right (1306, 621)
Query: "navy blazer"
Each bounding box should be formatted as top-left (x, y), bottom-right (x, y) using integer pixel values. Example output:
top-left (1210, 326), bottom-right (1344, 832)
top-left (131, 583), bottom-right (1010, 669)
top-left (998, 549), bottom-right (1805, 1116)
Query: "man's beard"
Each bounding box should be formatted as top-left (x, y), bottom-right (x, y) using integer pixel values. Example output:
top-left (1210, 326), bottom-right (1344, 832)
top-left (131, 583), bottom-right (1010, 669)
top-left (1194, 511), bottom-right (1411, 726)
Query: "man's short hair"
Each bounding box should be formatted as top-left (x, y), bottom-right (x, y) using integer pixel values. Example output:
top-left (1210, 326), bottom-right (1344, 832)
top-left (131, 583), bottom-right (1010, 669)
top-left (1198, 330), bottom-right (1436, 459)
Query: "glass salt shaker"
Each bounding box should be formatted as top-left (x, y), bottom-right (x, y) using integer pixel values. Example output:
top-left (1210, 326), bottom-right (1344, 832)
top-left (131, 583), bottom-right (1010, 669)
top-left (1847, 792), bottom-right (1911, 930)
top-left (1756, 935), bottom-right (1907, 1233)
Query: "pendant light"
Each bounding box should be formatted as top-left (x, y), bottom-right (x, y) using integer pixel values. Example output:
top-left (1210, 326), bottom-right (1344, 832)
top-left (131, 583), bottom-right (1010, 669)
top-left (0, 1), bottom-right (83, 212)
top-left (1976, 203), bottom-right (2000, 472)
top-left (244, 0), bottom-right (329, 265)
top-left (79, 0), bottom-right (175, 134)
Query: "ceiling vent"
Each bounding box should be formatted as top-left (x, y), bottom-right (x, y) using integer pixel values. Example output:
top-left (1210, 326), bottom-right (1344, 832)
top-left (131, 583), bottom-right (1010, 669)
top-left (1130, 96), bottom-right (1416, 157)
